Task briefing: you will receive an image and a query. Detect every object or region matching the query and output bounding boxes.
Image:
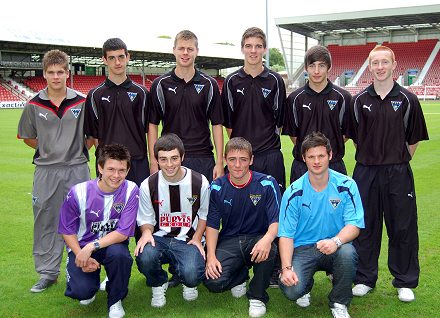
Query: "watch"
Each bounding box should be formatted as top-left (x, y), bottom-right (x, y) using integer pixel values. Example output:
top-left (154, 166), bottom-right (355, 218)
top-left (93, 240), bottom-right (100, 251)
top-left (332, 236), bottom-right (343, 248)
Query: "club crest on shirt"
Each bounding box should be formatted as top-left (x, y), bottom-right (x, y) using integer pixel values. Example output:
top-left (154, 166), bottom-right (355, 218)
top-left (261, 88), bottom-right (271, 98)
top-left (187, 195), bottom-right (198, 205)
top-left (327, 100), bottom-right (337, 110)
top-left (329, 199), bottom-right (341, 209)
top-left (113, 202), bottom-right (125, 214)
top-left (391, 101), bottom-right (402, 111)
top-left (71, 108), bottom-right (81, 118)
top-left (194, 84), bottom-right (204, 94)
top-left (32, 195), bottom-right (38, 205)
top-left (127, 92), bottom-right (137, 102)
top-left (250, 194), bottom-right (262, 206)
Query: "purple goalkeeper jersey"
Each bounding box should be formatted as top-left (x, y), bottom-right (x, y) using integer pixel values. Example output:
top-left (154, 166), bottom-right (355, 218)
top-left (58, 178), bottom-right (139, 248)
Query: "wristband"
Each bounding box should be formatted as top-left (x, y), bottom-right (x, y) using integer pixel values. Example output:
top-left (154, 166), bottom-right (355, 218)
top-left (278, 265), bottom-right (293, 274)
top-left (332, 236), bottom-right (343, 248)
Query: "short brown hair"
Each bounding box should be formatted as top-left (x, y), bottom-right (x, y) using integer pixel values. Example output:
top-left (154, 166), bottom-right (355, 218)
top-left (174, 30), bottom-right (198, 49)
top-left (304, 45), bottom-right (332, 70)
top-left (369, 45), bottom-right (395, 63)
top-left (241, 27), bottom-right (266, 48)
top-left (102, 38), bottom-right (128, 58)
top-left (97, 144), bottom-right (131, 175)
top-left (154, 133), bottom-right (185, 160)
top-left (301, 132), bottom-right (332, 156)
top-left (42, 50), bottom-right (69, 72)
top-left (225, 137), bottom-right (253, 158)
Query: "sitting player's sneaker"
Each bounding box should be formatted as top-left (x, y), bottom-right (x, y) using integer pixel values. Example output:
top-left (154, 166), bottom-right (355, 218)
top-left (352, 284), bottom-right (372, 297)
top-left (100, 276), bottom-right (109, 291)
top-left (30, 278), bottom-right (57, 293)
top-left (249, 299), bottom-right (266, 318)
top-left (182, 285), bottom-right (198, 301)
top-left (397, 288), bottom-right (415, 302)
top-left (79, 295), bottom-right (96, 305)
top-left (330, 303), bottom-right (351, 318)
top-left (108, 300), bottom-right (125, 318)
top-left (151, 282), bottom-right (168, 308)
top-left (231, 282), bottom-right (247, 298)
top-left (296, 292), bottom-right (311, 308)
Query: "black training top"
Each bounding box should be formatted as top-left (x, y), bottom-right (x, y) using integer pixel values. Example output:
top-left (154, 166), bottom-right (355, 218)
top-left (283, 81), bottom-right (351, 162)
top-left (222, 66), bottom-right (286, 154)
top-left (84, 77), bottom-right (150, 160)
top-left (149, 68), bottom-right (224, 158)
top-left (347, 82), bottom-right (429, 165)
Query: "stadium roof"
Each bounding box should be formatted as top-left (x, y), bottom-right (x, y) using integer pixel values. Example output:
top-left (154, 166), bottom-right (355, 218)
top-left (275, 4), bottom-right (440, 41)
top-left (0, 27), bottom-right (243, 70)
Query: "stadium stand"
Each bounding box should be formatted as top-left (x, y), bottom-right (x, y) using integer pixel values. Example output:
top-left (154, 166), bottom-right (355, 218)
top-left (0, 85), bottom-right (21, 101)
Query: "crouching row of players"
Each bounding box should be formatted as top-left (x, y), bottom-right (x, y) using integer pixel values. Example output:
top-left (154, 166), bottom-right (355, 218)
top-left (58, 132), bottom-right (364, 318)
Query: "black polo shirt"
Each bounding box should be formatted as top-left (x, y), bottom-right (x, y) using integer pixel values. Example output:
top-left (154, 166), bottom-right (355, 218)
top-left (84, 77), bottom-right (150, 160)
top-left (283, 81), bottom-right (351, 162)
top-left (149, 68), bottom-right (223, 157)
top-left (222, 66), bottom-right (286, 154)
top-left (347, 82), bottom-right (429, 165)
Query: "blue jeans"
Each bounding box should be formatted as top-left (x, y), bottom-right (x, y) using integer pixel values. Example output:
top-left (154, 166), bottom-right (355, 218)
top-left (135, 236), bottom-right (205, 287)
top-left (203, 235), bottom-right (277, 304)
top-left (280, 243), bottom-right (358, 306)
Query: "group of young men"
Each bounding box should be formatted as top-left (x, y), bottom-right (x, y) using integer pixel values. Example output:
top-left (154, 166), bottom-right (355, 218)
top-left (17, 25), bottom-right (428, 318)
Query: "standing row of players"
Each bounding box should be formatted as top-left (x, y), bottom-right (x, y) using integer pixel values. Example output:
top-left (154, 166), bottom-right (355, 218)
top-left (17, 26), bottom-right (428, 318)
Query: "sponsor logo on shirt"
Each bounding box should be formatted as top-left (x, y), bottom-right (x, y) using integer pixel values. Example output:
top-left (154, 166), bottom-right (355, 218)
top-left (194, 84), bottom-right (204, 94)
top-left (223, 199), bottom-right (233, 206)
top-left (91, 219), bottom-right (118, 233)
top-left (153, 199), bottom-right (164, 206)
top-left (302, 202), bottom-right (312, 210)
top-left (302, 103), bottom-right (311, 111)
top-left (159, 212), bottom-right (191, 228)
top-left (237, 88), bottom-right (245, 96)
top-left (101, 96), bottom-right (111, 103)
top-left (327, 100), bottom-right (337, 110)
top-left (113, 202), bottom-right (125, 214)
top-left (38, 112), bottom-right (48, 120)
top-left (362, 104), bottom-right (372, 112)
top-left (127, 92), bottom-right (137, 102)
top-left (168, 87), bottom-right (177, 94)
top-left (329, 199), bottom-right (341, 209)
top-left (187, 195), bottom-right (198, 205)
top-left (391, 100), bottom-right (402, 111)
top-left (261, 88), bottom-right (271, 98)
top-left (71, 108), bottom-right (81, 118)
top-left (250, 194), bottom-right (262, 206)
top-left (90, 209), bottom-right (100, 218)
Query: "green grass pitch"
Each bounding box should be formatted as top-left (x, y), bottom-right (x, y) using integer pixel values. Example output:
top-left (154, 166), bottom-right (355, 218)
top-left (0, 102), bottom-right (439, 317)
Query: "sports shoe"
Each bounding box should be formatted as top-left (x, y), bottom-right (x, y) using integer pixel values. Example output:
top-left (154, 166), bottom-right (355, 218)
top-left (168, 275), bottom-right (180, 288)
top-left (108, 300), bottom-right (125, 318)
top-left (182, 285), bottom-right (198, 301)
top-left (151, 282), bottom-right (168, 308)
top-left (30, 278), bottom-right (57, 293)
top-left (79, 295), bottom-right (96, 305)
top-left (330, 303), bottom-right (351, 318)
top-left (231, 282), bottom-right (247, 298)
top-left (397, 288), bottom-right (415, 302)
top-left (249, 299), bottom-right (266, 318)
top-left (296, 293), bottom-right (311, 308)
top-left (100, 276), bottom-right (109, 291)
top-left (352, 284), bottom-right (372, 297)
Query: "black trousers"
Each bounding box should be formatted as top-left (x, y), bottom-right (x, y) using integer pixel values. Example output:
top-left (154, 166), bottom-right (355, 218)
top-left (353, 163), bottom-right (420, 288)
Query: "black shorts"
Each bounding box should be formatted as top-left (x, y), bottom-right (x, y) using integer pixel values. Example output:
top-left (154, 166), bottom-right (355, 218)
top-left (290, 159), bottom-right (347, 184)
top-left (251, 150), bottom-right (286, 193)
top-left (182, 156), bottom-right (215, 183)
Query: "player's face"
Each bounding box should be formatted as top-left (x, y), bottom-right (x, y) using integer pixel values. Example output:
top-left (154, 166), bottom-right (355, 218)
top-left (241, 37), bottom-right (266, 67)
top-left (306, 61), bottom-right (329, 88)
top-left (103, 49), bottom-right (129, 77)
top-left (43, 64), bottom-right (69, 92)
top-left (173, 39), bottom-right (198, 68)
top-left (98, 159), bottom-right (129, 193)
top-left (157, 149), bottom-right (184, 182)
top-left (226, 149), bottom-right (254, 184)
top-left (369, 50), bottom-right (396, 83)
top-left (303, 146), bottom-right (332, 177)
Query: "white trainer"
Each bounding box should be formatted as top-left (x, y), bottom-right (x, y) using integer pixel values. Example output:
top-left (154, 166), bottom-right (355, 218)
top-left (108, 300), bottom-right (125, 318)
top-left (151, 282), bottom-right (168, 308)
top-left (330, 303), bottom-right (351, 318)
top-left (296, 293), bottom-right (311, 307)
top-left (231, 282), bottom-right (247, 298)
top-left (352, 284), bottom-right (372, 297)
top-left (79, 295), bottom-right (96, 305)
top-left (397, 288), bottom-right (415, 302)
top-left (182, 285), bottom-right (198, 301)
top-left (249, 299), bottom-right (266, 318)
top-left (100, 276), bottom-right (109, 291)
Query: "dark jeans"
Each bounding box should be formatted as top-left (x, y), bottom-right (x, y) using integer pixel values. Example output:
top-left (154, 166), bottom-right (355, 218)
top-left (203, 235), bottom-right (277, 304)
top-left (65, 243), bottom-right (133, 308)
top-left (135, 236), bottom-right (205, 287)
top-left (280, 244), bottom-right (358, 307)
